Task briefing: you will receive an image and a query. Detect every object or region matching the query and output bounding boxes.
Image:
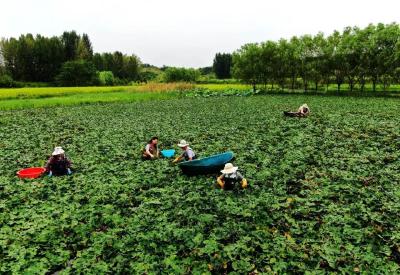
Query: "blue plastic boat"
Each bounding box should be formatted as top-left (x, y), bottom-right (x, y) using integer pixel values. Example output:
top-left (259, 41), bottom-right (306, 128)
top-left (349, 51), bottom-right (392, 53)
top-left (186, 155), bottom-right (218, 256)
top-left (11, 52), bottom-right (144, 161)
top-left (178, 151), bottom-right (234, 175)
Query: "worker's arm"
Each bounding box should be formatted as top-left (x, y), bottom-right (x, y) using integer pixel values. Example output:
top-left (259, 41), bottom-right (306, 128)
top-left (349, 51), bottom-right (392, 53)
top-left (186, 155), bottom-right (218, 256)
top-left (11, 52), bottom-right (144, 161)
top-left (217, 175), bottom-right (225, 189)
top-left (236, 172), bottom-right (247, 188)
top-left (44, 157), bottom-right (53, 172)
top-left (172, 155), bottom-right (183, 164)
top-left (66, 157), bottom-right (72, 168)
top-left (144, 144), bottom-right (154, 158)
top-left (145, 148), bottom-right (154, 158)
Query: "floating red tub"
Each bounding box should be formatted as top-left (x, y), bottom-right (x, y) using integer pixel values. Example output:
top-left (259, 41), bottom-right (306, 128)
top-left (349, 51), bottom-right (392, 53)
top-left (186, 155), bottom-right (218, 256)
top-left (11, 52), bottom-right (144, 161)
top-left (17, 167), bottom-right (46, 179)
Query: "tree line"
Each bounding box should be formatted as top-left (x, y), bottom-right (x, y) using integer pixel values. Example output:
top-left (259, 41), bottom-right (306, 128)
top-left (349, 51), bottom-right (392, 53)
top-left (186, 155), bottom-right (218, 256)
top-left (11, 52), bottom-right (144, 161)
top-left (1, 23), bottom-right (399, 89)
top-left (0, 31), bottom-right (141, 86)
top-left (232, 23), bottom-right (400, 92)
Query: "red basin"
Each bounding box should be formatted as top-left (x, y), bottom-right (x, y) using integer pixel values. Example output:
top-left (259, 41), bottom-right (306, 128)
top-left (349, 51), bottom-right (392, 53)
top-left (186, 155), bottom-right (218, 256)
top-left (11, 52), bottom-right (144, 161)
top-left (17, 167), bottom-right (46, 179)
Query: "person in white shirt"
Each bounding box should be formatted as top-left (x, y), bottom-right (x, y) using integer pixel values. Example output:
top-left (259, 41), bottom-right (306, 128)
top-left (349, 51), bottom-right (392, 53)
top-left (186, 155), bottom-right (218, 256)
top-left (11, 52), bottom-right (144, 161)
top-left (284, 104), bottom-right (310, 117)
top-left (173, 140), bottom-right (196, 163)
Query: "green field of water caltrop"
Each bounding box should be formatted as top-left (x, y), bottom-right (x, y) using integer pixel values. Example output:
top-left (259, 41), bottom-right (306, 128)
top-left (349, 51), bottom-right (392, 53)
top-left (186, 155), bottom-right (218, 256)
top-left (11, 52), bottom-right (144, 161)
top-left (1, 95), bottom-right (400, 273)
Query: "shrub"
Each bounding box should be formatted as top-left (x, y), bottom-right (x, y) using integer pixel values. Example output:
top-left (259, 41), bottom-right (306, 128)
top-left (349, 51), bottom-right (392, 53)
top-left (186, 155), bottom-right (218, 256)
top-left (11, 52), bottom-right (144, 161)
top-left (163, 67), bottom-right (200, 83)
top-left (0, 75), bottom-right (17, 88)
top-left (139, 68), bottom-right (162, 82)
top-left (55, 60), bottom-right (98, 86)
top-left (98, 71), bottom-right (115, 86)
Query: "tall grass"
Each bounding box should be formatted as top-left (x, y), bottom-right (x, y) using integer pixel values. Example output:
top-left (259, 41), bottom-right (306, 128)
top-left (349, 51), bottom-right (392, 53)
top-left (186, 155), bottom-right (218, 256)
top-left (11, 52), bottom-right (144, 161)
top-left (0, 90), bottom-right (179, 110)
top-left (136, 82), bottom-right (195, 92)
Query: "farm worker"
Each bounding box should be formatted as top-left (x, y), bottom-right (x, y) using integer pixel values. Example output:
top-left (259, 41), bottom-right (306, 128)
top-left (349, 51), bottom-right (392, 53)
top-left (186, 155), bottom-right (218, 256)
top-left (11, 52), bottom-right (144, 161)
top-left (217, 163), bottom-right (248, 190)
top-left (172, 140), bottom-right (196, 163)
top-left (284, 103), bottom-right (310, 117)
top-left (45, 147), bottom-right (72, 177)
top-left (297, 104), bottom-right (310, 116)
top-left (142, 136), bottom-right (159, 160)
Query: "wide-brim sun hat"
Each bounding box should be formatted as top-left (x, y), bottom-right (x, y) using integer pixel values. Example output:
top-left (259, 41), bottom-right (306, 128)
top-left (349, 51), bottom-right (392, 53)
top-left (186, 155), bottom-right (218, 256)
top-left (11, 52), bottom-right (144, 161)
top-left (221, 163), bottom-right (238, 174)
top-left (52, 146), bottom-right (65, 156)
top-left (178, 140), bottom-right (189, 147)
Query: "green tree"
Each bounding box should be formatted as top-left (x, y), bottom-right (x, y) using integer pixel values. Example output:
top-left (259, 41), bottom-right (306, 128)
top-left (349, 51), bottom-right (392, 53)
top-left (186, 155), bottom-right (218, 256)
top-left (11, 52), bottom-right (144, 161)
top-left (163, 67), bottom-right (200, 82)
top-left (61, 31), bottom-right (80, 61)
top-left (55, 60), bottom-right (98, 86)
top-left (77, 33), bottom-right (93, 60)
top-left (213, 53), bottom-right (232, 79)
top-left (328, 31), bottom-right (346, 92)
top-left (122, 54), bottom-right (140, 80)
top-left (232, 43), bottom-right (262, 91)
top-left (98, 71), bottom-right (115, 86)
top-left (92, 53), bottom-right (104, 71)
top-left (287, 37), bottom-right (301, 90)
top-left (32, 35), bottom-right (64, 82)
top-left (275, 39), bottom-right (291, 90)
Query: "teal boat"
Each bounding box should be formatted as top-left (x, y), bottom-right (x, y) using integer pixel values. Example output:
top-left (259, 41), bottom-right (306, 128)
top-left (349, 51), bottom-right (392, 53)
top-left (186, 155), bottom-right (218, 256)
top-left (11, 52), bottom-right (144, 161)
top-left (179, 151), bottom-right (234, 175)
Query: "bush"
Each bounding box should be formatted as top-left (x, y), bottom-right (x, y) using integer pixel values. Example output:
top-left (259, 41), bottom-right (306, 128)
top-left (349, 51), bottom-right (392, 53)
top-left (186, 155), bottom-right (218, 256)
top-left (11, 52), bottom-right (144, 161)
top-left (139, 68), bottom-right (162, 83)
top-left (98, 71), bottom-right (115, 86)
top-left (0, 75), bottom-right (19, 88)
top-left (163, 67), bottom-right (200, 83)
top-left (55, 60), bottom-right (99, 86)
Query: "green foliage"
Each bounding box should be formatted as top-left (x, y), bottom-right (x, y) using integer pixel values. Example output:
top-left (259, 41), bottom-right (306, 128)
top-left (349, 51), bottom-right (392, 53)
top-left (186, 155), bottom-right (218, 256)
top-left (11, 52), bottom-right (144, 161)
top-left (55, 60), bottom-right (99, 87)
top-left (163, 67), bottom-right (200, 83)
top-left (1, 95), bottom-right (400, 273)
top-left (199, 66), bottom-right (213, 75)
top-left (232, 23), bottom-right (400, 92)
top-left (0, 74), bottom-right (18, 88)
top-left (0, 31), bottom-right (142, 84)
top-left (139, 68), bottom-right (162, 82)
top-left (77, 33), bottom-right (93, 60)
top-left (98, 71), bottom-right (115, 86)
top-left (213, 53), bottom-right (232, 79)
top-left (92, 52), bottom-right (141, 81)
top-left (61, 31), bottom-right (80, 61)
top-left (0, 31), bottom-right (93, 83)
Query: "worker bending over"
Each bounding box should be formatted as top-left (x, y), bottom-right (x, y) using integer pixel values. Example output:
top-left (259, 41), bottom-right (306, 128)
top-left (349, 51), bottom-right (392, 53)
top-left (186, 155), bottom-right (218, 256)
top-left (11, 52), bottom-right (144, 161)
top-left (217, 163), bottom-right (248, 190)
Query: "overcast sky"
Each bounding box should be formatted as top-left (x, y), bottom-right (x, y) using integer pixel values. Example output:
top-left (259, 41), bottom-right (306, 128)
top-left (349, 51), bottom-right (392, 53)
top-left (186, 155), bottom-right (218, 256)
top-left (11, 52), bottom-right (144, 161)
top-left (1, 0), bottom-right (399, 67)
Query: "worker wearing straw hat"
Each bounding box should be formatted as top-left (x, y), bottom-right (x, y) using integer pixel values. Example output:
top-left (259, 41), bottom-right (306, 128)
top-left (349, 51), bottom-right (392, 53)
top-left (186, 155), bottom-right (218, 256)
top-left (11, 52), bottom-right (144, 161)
top-left (284, 103), bottom-right (310, 117)
top-left (172, 140), bottom-right (197, 163)
top-left (217, 163), bottom-right (248, 190)
top-left (45, 146), bottom-right (72, 177)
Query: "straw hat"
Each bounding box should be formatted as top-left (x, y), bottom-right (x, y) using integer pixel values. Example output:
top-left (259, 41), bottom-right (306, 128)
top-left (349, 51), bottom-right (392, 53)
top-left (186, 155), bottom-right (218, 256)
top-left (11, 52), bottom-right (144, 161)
top-left (52, 146), bottom-right (65, 156)
top-left (178, 140), bottom-right (189, 147)
top-left (301, 103), bottom-right (309, 109)
top-left (221, 163), bottom-right (238, 174)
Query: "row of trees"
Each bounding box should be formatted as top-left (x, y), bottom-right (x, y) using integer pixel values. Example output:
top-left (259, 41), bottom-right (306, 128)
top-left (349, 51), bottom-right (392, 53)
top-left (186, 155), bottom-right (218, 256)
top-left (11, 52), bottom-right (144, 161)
top-left (0, 31), bottom-right (140, 85)
top-left (92, 52), bottom-right (140, 80)
top-left (0, 32), bottom-right (93, 82)
top-left (233, 23), bottom-right (400, 92)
